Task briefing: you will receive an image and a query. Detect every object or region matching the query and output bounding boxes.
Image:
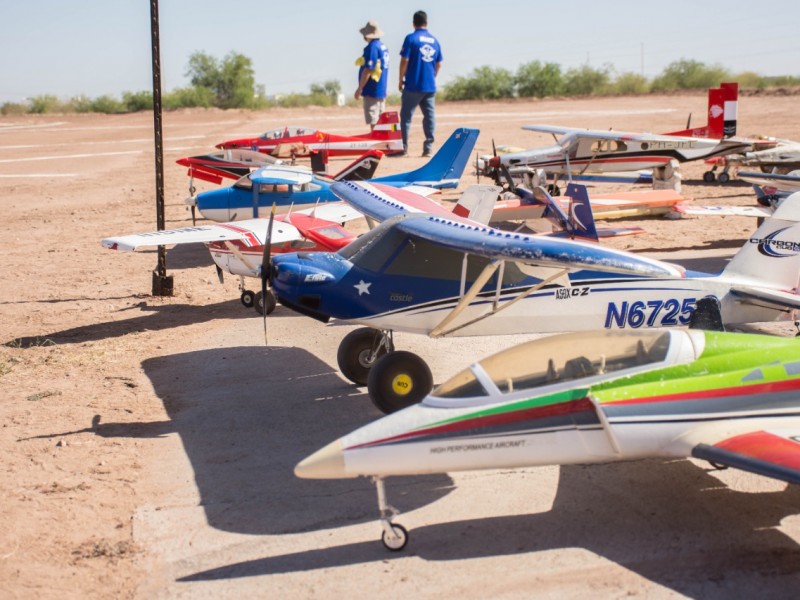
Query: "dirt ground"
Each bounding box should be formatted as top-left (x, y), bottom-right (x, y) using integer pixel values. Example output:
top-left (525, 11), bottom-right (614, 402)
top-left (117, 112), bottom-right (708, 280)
top-left (2, 94), bottom-right (800, 599)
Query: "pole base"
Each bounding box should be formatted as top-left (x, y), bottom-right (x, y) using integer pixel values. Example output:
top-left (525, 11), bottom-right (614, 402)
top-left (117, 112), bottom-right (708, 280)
top-left (151, 271), bottom-right (174, 296)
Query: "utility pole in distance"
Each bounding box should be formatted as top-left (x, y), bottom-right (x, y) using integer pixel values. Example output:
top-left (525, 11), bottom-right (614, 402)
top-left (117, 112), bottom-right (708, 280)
top-left (150, 0), bottom-right (173, 296)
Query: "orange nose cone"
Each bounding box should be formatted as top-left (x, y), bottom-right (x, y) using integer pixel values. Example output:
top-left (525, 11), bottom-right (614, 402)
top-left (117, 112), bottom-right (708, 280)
top-left (488, 156), bottom-right (500, 168)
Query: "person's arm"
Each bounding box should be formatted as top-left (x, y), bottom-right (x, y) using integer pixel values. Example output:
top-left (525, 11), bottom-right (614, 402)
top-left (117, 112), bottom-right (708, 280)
top-left (434, 61), bottom-right (441, 78)
top-left (355, 68), bottom-right (372, 100)
top-left (398, 57), bottom-right (408, 92)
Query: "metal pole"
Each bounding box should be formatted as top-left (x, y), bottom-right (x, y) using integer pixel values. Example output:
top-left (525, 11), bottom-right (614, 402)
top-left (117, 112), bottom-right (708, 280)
top-left (150, 0), bottom-right (173, 295)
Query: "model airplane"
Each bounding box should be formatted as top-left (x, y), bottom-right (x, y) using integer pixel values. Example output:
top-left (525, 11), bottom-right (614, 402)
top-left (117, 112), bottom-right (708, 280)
top-left (101, 202), bottom-right (364, 314)
top-left (703, 140), bottom-right (800, 183)
top-left (270, 182), bottom-right (800, 412)
top-left (176, 147), bottom-right (382, 186)
top-left (295, 328), bottom-right (800, 551)
top-left (189, 127), bottom-right (479, 222)
top-left (217, 111), bottom-right (404, 157)
top-left (480, 83), bottom-right (756, 184)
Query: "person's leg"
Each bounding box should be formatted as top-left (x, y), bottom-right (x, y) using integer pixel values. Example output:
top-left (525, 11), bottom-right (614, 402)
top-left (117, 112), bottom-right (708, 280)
top-left (363, 96), bottom-right (382, 130)
top-left (420, 93), bottom-right (436, 156)
top-left (400, 91), bottom-right (421, 154)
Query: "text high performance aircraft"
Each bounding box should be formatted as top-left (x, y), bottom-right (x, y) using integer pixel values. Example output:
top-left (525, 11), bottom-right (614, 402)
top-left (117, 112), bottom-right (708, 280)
top-left (270, 182), bottom-right (800, 412)
top-left (295, 329), bottom-right (800, 551)
top-left (217, 111), bottom-right (404, 157)
top-left (101, 202), bottom-right (364, 314)
top-left (189, 128), bottom-right (479, 222)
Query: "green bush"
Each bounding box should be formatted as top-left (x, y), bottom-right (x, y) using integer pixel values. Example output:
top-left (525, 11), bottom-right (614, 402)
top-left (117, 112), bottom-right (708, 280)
top-left (1, 102), bottom-right (28, 115)
top-left (122, 90), bottom-right (153, 112)
top-left (612, 72), bottom-right (650, 95)
top-left (163, 86), bottom-right (215, 110)
top-left (651, 59), bottom-right (731, 91)
top-left (515, 61), bottom-right (563, 98)
top-left (563, 65), bottom-right (612, 96)
top-left (444, 65), bottom-right (515, 100)
top-left (28, 95), bottom-right (62, 113)
top-left (89, 95), bottom-right (125, 114)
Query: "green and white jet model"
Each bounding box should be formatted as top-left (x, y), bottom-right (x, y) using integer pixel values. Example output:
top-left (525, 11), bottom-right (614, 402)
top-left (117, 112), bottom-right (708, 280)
top-left (296, 329), bottom-right (800, 550)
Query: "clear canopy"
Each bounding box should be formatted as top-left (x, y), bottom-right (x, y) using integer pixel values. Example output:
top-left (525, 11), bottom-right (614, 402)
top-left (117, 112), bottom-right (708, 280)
top-left (433, 330), bottom-right (673, 400)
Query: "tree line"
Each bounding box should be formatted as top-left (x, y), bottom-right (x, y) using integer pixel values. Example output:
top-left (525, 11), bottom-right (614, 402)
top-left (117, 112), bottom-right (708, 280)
top-left (3, 53), bottom-right (798, 115)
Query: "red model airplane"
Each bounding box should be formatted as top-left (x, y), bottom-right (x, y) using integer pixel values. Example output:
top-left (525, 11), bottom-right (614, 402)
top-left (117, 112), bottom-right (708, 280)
top-left (216, 111), bottom-right (404, 158)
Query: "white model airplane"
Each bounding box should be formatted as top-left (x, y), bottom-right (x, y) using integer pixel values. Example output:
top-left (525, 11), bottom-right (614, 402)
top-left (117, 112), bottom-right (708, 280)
top-left (296, 328), bottom-right (800, 551)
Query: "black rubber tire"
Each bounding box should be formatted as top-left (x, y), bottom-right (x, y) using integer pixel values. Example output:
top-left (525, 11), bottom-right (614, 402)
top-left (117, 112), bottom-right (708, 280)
top-left (703, 171), bottom-right (716, 183)
top-left (718, 172), bottom-right (730, 184)
top-left (254, 290), bottom-right (277, 315)
top-left (337, 328), bottom-right (389, 385)
top-left (241, 290), bottom-right (255, 308)
top-left (381, 523), bottom-right (409, 551)
top-left (367, 351), bottom-right (433, 414)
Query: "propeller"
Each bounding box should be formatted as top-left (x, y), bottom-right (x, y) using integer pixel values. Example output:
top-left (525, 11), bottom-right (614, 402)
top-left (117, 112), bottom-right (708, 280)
top-left (474, 151), bottom-right (481, 184)
top-left (191, 204), bottom-right (197, 226)
top-left (189, 179), bottom-right (197, 225)
top-left (259, 203), bottom-right (276, 344)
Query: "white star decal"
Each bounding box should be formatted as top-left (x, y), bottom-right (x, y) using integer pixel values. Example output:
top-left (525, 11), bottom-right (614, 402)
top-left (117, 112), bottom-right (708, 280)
top-left (354, 280), bottom-right (372, 296)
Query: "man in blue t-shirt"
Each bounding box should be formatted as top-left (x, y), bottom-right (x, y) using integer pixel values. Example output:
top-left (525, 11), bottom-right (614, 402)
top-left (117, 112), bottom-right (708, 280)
top-left (354, 20), bottom-right (389, 130)
top-left (398, 10), bottom-right (442, 156)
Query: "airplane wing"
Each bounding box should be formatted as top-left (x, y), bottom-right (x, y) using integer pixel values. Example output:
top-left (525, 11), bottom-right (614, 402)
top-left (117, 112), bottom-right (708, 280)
top-left (674, 205), bottom-right (771, 218)
top-left (251, 166), bottom-right (313, 185)
top-left (738, 171), bottom-right (800, 193)
top-left (692, 429), bottom-right (800, 485)
top-left (523, 125), bottom-right (700, 144)
top-left (295, 202), bottom-right (364, 224)
top-left (331, 181), bottom-right (461, 223)
top-left (394, 213), bottom-right (683, 277)
top-left (101, 218), bottom-right (302, 252)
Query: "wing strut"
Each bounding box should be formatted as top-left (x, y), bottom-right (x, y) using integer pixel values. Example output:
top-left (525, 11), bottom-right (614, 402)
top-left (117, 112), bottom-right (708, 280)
top-left (430, 263), bottom-right (569, 338)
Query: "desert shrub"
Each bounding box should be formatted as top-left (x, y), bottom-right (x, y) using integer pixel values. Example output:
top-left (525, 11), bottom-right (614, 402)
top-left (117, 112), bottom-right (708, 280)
top-left (651, 59), bottom-right (731, 91)
top-left (28, 95), bottom-right (62, 113)
top-left (89, 95), bottom-right (125, 114)
top-left (122, 91), bottom-right (153, 112)
top-left (563, 65), bottom-right (612, 96)
top-left (163, 86), bottom-right (215, 109)
top-left (611, 72), bottom-right (650, 95)
top-left (515, 61), bottom-right (563, 98)
top-left (1, 102), bottom-right (27, 115)
top-left (444, 65), bottom-right (515, 100)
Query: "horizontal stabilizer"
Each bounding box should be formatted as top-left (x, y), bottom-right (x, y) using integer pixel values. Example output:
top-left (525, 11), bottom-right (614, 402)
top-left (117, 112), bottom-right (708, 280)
top-left (693, 429), bottom-right (800, 485)
top-left (729, 286), bottom-right (800, 310)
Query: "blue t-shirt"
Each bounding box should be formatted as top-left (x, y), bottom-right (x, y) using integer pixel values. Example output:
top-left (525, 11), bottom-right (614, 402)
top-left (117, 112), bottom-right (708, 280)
top-left (360, 39), bottom-right (389, 99)
top-left (399, 28), bottom-right (442, 93)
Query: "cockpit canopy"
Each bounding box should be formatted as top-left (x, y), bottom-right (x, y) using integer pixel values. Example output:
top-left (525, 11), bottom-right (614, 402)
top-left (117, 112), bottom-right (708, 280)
top-left (432, 330), bottom-right (675, 400)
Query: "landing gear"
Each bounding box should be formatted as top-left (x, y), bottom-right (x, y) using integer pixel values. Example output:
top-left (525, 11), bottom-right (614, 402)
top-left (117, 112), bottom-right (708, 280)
top-left (717, 171), bottom-right (730, 184)
top-left (241, 290), bottom-right (255, 308)
top-left (337, 328), bottom-right (393, 386)
top-left (254, 289), bottom-right (277, 315)
top-left (703, 170), bottom-right (716, 183)
top-left (367, 351), bottom-right (433, 414)
top-left (374, 476), bottom-right (408, 551)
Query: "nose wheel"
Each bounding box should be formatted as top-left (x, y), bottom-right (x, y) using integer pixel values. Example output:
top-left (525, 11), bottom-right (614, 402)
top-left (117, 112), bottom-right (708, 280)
top-left (374, 477), bottom-right (409, 551)
top-left (240, 290), bottom-right (256, 308)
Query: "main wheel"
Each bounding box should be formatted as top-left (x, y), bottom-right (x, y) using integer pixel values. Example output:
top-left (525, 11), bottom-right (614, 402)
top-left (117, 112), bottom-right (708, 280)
top-left (254, 289), bottom-right (277, 315)
top-left (703, 171), bottom-right (716, 183)
top-left (367, 351), bottom-right (433, 414)
top-left (546, 184), bottom-right (560, 196)
top-left (718, 172), bottom-right (730, 184)
top-left (381, 523), bottom-right (408, 551)
top-left (240, 290), bottom-right (255, 308)
top-left (337, 328), bottom-right (390, 385)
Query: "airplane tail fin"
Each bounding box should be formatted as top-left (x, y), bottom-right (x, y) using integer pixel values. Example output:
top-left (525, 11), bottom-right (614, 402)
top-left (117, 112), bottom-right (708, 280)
top-left (378, 128), bottom-right (479, 188)
top-left (451, 184), bottom-right (502, 224)
top-left (564, 183), bottom-right (599, 241)
top-left (367, 112), bottom-right (404, 153)
top-left (331, 150), bottom-right (383, 181)
top-left (665, 82), bottom-right (738, 139)
top-left (722, 196), bottom-right (800, 291)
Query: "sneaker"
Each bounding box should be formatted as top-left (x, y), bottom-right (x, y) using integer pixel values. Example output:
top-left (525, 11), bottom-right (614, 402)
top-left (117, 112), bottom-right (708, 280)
top-left (421, 149), bottom-right (431, 158)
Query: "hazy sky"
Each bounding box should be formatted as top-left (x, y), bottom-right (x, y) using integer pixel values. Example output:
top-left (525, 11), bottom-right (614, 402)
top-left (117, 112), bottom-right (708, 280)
top-left (1, 0), bottom-right (798, 104)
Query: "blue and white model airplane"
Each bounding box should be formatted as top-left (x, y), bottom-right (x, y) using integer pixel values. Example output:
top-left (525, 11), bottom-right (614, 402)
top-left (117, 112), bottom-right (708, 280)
top-left (268, 181), bottom-right (800, 413)
top-left (188, 128), bottom-right (479, 222)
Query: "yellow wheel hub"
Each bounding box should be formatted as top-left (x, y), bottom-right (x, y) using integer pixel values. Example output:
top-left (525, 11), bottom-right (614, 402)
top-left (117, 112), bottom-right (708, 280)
top-left (391, 373), bottom-right (413, 396)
